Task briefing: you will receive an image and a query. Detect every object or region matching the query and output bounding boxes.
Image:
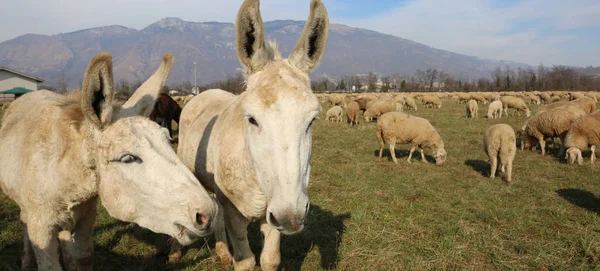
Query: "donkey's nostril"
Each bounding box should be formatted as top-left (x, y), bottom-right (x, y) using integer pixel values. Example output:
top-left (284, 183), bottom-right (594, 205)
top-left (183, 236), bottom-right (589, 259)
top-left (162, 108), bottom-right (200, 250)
top-left (268, 212), bottom-right (281, 228)
top-left (196, 212), bottom-right (209, 228)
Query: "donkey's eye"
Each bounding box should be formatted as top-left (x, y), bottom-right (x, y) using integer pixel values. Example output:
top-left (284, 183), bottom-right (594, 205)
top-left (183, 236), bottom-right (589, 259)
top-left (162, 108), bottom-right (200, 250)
top-left (118, 154), bottom-right (142, 164)
top-left (248, 117), bottom-right (259, 127)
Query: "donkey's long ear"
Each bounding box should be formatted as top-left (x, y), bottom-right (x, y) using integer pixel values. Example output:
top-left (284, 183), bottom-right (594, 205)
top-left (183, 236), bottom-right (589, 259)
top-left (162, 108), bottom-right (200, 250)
top-left (115, 52), bottom-right (173, 119)
top-left (81, 52), bottom-right (114, 128)
top-left (289, 0), bottom-right (329, 73)
top-left (236, 0), bottom-right (269, 72)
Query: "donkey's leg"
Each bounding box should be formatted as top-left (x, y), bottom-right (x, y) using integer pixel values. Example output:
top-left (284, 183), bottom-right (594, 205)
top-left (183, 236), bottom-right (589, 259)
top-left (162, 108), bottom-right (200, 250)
top-left (223, 202), bottom-right (255, 271)
top-left (21, 223), bottom-right (37, 271)
top-left (28, 220), bottom-right (61, 271)
top-left (259, 220), bottom-right (281, 271)
top-left (60, 200), bottom-right (96, 271)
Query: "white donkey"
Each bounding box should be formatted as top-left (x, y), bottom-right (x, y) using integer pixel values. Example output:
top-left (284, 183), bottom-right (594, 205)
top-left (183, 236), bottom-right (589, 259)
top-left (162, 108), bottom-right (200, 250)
top-left (175, 0), bottom-right (329, 270)
top-left (0, 52), bottom-right (219, 271)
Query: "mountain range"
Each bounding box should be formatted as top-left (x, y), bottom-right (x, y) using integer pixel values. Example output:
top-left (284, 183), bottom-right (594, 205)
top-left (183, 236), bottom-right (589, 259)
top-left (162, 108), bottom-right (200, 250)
top-left (0, 17), bottom-right (532, 88)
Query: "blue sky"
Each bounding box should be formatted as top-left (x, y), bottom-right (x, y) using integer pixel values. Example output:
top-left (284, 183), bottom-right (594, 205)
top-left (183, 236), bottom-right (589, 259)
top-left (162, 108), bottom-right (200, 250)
top-left (1, 0), bottom-right (599, 67)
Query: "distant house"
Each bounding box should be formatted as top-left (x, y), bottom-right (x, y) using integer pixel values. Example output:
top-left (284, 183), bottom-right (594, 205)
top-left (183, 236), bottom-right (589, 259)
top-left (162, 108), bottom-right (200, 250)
top-left (0, 67), bottom-right (44, 102)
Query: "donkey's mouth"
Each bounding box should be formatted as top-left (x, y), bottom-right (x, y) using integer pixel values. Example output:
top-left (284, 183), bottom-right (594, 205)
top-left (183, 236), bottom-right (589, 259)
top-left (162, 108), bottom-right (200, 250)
top-left (174, 223), bottom-right (206, 245)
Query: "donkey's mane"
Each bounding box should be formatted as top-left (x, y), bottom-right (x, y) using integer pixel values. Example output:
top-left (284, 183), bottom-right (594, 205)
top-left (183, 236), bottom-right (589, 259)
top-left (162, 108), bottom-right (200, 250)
top-left (242, 40), bottom-right (281, 79)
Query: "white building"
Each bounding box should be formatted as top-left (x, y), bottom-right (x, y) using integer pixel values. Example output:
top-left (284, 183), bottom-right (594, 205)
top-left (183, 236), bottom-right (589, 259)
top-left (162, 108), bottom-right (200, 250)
top-left (0, 67), bottom-right (44, 102)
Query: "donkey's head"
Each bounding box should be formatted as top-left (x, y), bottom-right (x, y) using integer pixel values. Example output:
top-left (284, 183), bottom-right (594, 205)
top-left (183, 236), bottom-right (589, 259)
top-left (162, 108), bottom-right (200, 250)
top-left (235, 0), bottom-right (328, 234)
top-left (80, 52), bottom-right (218, 245)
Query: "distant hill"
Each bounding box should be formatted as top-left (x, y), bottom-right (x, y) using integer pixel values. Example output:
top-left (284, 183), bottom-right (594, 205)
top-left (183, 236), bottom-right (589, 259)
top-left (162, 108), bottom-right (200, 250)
top-left (0, 17), bottom-right (531, 88)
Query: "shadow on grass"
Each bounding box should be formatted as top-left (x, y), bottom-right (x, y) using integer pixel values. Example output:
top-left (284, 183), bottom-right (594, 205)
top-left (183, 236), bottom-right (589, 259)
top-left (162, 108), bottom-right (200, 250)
top-left (93, 221), bottom-right (213, 270)
top-left (465, 159), bottom-right (489, 177)
top-left (246, 204), bottom-right (350, 270)
top-left (374, 148), bottom-right (434, 163)
top-left (556, 189), bottom-right (600, 216)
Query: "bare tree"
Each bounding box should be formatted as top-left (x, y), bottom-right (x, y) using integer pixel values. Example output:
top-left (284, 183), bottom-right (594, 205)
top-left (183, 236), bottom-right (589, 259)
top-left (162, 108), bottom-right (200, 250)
top-left (426, 69), bottom-right (438, 91)
top-left (57, 64), bottom-right (69, 93)
top-left (367, 72), bottom-right (378, 92)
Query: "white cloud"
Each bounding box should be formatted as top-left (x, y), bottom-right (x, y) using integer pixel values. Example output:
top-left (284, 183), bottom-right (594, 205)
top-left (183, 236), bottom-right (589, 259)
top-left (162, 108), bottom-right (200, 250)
top-left (337, 0), bottom-right (600, 66)
top-left (1, 0), bottom-right (599, 66)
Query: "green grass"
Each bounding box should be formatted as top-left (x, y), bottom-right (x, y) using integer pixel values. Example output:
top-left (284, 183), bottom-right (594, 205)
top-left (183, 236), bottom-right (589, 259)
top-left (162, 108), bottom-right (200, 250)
top-left (2, 101), bottom-right (600, 270)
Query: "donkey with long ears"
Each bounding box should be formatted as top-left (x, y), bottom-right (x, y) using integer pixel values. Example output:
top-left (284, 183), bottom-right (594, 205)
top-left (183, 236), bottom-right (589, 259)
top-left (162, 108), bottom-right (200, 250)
top-left (0, 52), bottom-right (219, 270)
top-left (175, 0), bottom-right (329, 269)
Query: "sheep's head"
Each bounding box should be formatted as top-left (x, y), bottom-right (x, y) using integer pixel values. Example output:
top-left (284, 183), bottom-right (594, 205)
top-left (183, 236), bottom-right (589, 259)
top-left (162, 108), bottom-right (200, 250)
top-left (435, 148), bottom-right (447, 165)
top-left (566, 147), bottom-right (583, 165)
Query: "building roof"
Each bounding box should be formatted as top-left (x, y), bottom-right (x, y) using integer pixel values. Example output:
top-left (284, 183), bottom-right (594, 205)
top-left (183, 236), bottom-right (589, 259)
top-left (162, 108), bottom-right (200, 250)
top-left (0, 67), bottom-right (44, 83)
top-left (0, 87), bottom-right (35, 95)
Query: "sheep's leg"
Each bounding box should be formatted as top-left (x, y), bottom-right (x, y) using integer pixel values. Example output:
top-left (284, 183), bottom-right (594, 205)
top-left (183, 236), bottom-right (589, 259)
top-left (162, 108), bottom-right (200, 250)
top-left (407, 146), bottom-right (416, 164)
top-left (28, 220), bottom-right (61, 271)
top-left (259, 220), bottom-right (281, 271)
top-left (539, 138), bottom-right (546, 156)
top-left (390, 143), bottom-right (398, 164)
top-left (378, 140), bottom-right (385, 162)
top-left (506, 161), bottom-right (513, 184)
top-left (489, 155), bottom-right (498, 178)
top-left (21, 223), bottom-right (37, 271)
top-left (558, 135), bottom-right (567, 156)
top-left (419, 148), bottom-right (429, 164)
top-left (60, 200), bottom-right (96, 270)
top-left (591, 145), bottom-right (596, 165)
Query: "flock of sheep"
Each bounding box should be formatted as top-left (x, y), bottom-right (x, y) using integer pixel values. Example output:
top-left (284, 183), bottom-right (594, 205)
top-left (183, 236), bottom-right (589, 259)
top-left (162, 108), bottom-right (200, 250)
top-left (317, 91), bottom-right (600, 183)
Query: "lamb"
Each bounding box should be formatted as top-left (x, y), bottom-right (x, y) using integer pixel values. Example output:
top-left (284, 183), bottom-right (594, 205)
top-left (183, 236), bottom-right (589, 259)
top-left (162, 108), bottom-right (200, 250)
top-left (521, 105), bottom-right (587, 156)
top-left (376, 112), bottom-right (447, 165)
top-left (422, 95), bottom-right (442, 108)
top-left (484, 124), bottom-right (516, 183)
top-left (487, 100), bottom-right (503, 119)
top-left (326, 105), bottom-right (343, 123)
top-left (564, 111), bottom-right (600, 165)
top-left (346, 101), bottom-right (361, 127)
top-left (364, 100), bottom-right (396, 122)
top-left (466, 99), bottom-right (478, 118)
top-left (501, 96), bottom-right (530, 117)
top-left (404, 96), bottom-right (418, 111)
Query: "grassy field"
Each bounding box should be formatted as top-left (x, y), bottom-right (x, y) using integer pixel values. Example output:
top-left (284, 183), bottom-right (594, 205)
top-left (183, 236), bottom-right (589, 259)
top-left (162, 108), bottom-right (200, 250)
top-left (1, 100), bottom-right (600, 270)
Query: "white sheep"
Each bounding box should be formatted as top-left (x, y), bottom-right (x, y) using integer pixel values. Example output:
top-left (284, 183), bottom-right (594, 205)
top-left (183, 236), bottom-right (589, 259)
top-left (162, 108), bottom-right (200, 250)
top-left (364, 101), bottom-right (395, 122)
top-left (501, 96), bottom-right (530, 117)
top-left (466, 99), bottom-right (478, 118)
top-left (484, 124), bottom-right (516, 183)
top-left (487, 100), bottom-right (503, 119)
top-left (326, 105), bottom-right (343, 123)
top-left (346, 101), bottom-right (360, 127)
top-left (521, 105), bottom-right (587, 156)
top-left (404, 96), bottom-right (418, 111)
top-left (564, 111), bottom-right (600, 165)
top-left (377, 112), bottom-right (447, 165)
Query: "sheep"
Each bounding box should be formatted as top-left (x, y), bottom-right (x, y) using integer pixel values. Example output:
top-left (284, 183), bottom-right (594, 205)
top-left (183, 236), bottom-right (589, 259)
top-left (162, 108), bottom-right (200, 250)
top-left (422, 95), bottom-right (442, 108)
top-left (501, 96), bottom-right (530, 117)
top-left (539, 93), bottom-right (552, 103)
top-left (326, 105), bottom-right (343, 123)
top-left (569, 92), bottom-right (586, 101)
top-left (457, 93), bottom-right (471, 104)
top-left (471, 94), bottom-right (488, 104)
top-left (564, 111), bottom-right (600, 165)
top-left (521, 105), bottom-right (587, 156)
top-left (346, 101), bottom-right (360, 127)
top-left (538, 98), bottom-right (596, 114)
top-left (484, 124), bottom-right (516, 183)
top-left (487, 100), bottom-right (503, 119)
top-left (328, 94), bottom-right (346, 108)
top-left (396, 102), bottom-right (404, 112)
top-left (466, 99), bottom-right (478, 118)
top-left (364, 101), bottom-right (396, 122)
top-left (404, 96), bottom-right (418, 111)
top-left (572, 97), bottom-right (596, 114)
top-left (376, 112), bottom-right (447, 165)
